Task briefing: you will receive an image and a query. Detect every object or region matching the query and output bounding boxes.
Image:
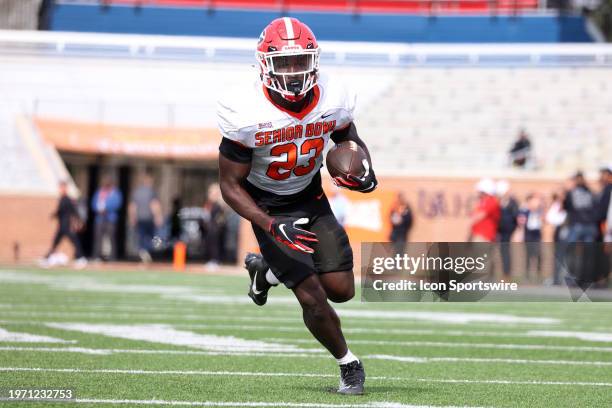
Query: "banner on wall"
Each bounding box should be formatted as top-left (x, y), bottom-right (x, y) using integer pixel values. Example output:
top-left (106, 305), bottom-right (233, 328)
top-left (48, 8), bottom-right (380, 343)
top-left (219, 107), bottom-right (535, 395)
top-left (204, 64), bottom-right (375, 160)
top-left (34, 117), bottom-right (221, 160)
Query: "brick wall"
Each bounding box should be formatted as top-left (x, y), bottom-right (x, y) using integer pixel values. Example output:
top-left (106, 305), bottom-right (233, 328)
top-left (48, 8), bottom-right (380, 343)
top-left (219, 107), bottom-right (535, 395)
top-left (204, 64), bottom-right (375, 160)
top-left (0, 194), bottom-right (70, 263)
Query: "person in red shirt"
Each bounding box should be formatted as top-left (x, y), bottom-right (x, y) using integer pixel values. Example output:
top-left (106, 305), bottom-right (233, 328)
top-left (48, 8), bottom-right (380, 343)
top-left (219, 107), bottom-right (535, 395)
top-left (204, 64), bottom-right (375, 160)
top-left (470, 178), bottom-right (501, 242)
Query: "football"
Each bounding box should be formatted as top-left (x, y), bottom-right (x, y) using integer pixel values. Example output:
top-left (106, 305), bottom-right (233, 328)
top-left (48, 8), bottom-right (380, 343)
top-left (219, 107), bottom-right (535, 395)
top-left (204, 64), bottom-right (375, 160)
top-left (326, 141), bottom-right (368, 180)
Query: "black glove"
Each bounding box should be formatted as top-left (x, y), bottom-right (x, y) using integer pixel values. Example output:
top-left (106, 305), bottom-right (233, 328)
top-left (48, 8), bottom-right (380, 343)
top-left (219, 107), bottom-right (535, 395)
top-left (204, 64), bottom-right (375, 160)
top-left (333, 159), bottom-right (378, 193)
top-left (269, 217), bottom-right (318, 254)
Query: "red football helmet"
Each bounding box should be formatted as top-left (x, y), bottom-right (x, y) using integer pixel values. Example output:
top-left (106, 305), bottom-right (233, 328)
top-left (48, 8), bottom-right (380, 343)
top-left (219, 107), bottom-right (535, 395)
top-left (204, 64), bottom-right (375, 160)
top-left (256, 17), bottom-right (320, 101)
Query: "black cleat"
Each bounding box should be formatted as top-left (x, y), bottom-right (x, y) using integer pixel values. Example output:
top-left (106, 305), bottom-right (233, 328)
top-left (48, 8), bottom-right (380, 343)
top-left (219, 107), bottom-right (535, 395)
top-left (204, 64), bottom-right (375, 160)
top-left (245, 253), bottom-right (273, 306)
top-left (337, 360), bottom-right (366, 395)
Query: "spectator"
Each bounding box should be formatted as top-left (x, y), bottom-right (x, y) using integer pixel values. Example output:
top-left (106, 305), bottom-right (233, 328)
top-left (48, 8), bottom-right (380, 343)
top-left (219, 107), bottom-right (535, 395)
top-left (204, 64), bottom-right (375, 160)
top-left (329, 188), bottom-right (350, 227)
top-left (470, 178), bottom-right (501, 242)
top-left (129, 172), bottom-right (163, 263)
top-left (546, 191), bottom-right (568, 285)
top-left (496, 180), bottom-right (519, 277)
top-left (518, 194), bottom-right (544, 280)
top-left (595, 164), bottom-right (612, 286)
top-left (42, 181), bottom-right (86, 268)
top-left (597, 164), bottom-right (612, 234)
top-left (389, 192), bottom-right (413, 254)
top-left (509, 129), bottom-right (532, 168)
top-left (202, 183), bottom-right (225, 269)
top-left (223, 207), bottom-right (241, 264)
top-left (564, 171), bottom-right (598, 242)
top-left (91, 175), bottom-right (123, 261)
top-left (563, 171), bottom-right (598, 285)
top-left (605, 165), bottom-right (612, 244)
top-left (169, 197), bottom-right (183, 242)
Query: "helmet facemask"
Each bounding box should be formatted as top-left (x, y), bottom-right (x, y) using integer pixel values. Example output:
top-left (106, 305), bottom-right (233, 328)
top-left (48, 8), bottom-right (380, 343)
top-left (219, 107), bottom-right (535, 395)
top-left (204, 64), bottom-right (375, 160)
top-left (258, 48), bottom-right (320, 101)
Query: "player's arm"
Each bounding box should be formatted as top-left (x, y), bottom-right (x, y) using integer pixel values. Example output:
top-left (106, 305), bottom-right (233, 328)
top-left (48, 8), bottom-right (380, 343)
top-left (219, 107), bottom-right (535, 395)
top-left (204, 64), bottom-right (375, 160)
top-left (218, 138), bottom-right (317, 253)
top-left (330, 122), bottom-right (378, 193)
top-left (218, 140), bottom-right (272, 231)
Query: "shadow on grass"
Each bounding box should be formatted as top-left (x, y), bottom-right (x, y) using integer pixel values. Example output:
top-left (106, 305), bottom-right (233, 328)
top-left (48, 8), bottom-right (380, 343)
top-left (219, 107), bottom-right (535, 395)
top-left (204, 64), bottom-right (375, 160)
top-left (292, 384), bottom-right (428, 397)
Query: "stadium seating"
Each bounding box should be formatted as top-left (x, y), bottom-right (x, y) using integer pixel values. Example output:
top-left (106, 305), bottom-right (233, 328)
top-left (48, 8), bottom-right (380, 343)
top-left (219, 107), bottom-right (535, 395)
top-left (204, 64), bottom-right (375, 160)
top-left (1, 31), bottom-right (610, 176)
top-left (49, 1), bottom-right (593, 43)
top-left (0, 0), bottom-right (42, 30)
top-left (357, 68), bottom-right (612, 173)
top-left (0, 104), bottom-right (55, 194)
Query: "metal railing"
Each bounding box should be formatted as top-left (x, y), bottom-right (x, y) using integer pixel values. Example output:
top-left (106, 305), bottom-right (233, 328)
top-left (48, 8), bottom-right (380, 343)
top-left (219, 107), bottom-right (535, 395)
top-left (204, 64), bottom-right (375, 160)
top-left (0, 30), bottom-right (611, 67)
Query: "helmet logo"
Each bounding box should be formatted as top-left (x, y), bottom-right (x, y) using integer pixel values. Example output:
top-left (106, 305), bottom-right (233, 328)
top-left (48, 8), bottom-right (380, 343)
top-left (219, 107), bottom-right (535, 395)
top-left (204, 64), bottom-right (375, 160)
top-left (282, 45), bottom-right (302, 51)
top-left (258, 29), bottom-right (265, 44)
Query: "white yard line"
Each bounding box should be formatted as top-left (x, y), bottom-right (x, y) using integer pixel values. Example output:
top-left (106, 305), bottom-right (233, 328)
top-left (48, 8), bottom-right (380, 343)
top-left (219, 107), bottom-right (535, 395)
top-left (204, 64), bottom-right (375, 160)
top-left (44, 323), bottom-right (317, 354)
top-left (335, 310), bottom-right (559, 325)
top-left (3, 346), bottom-right (612, 368)
top-left (268, 338), bottom-right (612, 353)
top-left (417, 378), bottom-right (612, 387)
top-left (0, 367), bottom-right (393, 380)
top-left (3, 319), bottom-right (612, 344)
top-left (0, 311), bottom-right (297, 322)
top-left (2, 367), bottom-right (611, 388)
top-left (366, 354), bottom-right (612, 367)
top-left (0, 346), bottom-right (324, 357)
top-left (0, 327), bottom-right (75, 344)
top-left (73, 399), bottom-right (487, 408)
top-left (527, 330), bottom-right (612, 342)
top-left (175, 324), bottom-right (612, 343)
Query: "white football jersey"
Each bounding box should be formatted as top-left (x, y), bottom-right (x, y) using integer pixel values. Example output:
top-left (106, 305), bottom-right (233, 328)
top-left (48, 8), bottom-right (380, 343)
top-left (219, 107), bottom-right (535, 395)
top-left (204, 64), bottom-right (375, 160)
top-left (217, 73), bottom-right (355, 195)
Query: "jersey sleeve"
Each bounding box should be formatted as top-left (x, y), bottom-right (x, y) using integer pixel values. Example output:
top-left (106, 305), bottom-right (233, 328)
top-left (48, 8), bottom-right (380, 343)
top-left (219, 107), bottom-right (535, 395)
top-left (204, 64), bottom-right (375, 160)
top-left (219, 137), bottom-right (253, 163)
top-left (216, 99), bottom-right (254, 147)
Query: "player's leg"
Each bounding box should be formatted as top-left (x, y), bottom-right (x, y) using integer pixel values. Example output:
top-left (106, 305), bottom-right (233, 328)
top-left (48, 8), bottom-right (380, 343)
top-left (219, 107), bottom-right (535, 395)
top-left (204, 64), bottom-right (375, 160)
top-left (45, 228), bottom-right (64, 258)
top-left (306, 194), bottom-right (365, 394)
top-left (251, 216), bottom-right (364, 394)
top-left (318, 271), bottom-right (354, 303)
top-left (309, 195), bottom-right (355, 303)
top-left (291, 273), bottom-right (347, 358)
top-left (292, 267), bottom-right (365, 395)
top-left (248, 222), bottom-right (314, 305)
top-left (251, 221), bottom-right (343, 346)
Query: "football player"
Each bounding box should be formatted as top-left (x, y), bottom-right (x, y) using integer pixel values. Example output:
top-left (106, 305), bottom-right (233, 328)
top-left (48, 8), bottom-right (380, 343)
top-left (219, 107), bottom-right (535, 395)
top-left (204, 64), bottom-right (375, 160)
top-left (217, 17), bottom-right (377, 395)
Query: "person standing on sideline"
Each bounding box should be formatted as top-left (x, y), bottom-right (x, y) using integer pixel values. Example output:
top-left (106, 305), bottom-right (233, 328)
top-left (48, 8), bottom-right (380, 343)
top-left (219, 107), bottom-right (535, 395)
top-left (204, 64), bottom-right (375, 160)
top-left (518, 193), bottom-right (544, 281)
top-left (470, 178), bottom-right (501, 243)
top-left (129, 172), bottom-right (163, 263)
top-left (91, 175), bottom-right (123, 261)
top-left (389, 192), bottom-right (413, 254)
top-left (563, 171), bottom-right (597, 285)
top-left (42, 181), bottom-right (86, 268)
top-left (496, 180), bottom-right (519, 278)
top-left (546, 191), bottom-right (568, 285)
top-left (595, 165), bottom-right (612, 286)
top-left (202, 183), bottom-right (226, 269)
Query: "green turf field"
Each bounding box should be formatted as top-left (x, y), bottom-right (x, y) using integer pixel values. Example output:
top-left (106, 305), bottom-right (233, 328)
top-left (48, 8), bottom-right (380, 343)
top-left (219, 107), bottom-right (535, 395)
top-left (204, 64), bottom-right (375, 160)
top-left (0, 267), bottom-right (611, 408)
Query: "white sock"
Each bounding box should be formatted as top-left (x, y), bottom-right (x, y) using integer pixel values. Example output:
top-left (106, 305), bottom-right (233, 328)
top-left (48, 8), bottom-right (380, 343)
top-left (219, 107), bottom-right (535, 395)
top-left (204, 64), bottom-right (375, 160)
top-left (265, 269), bottom-right (279, 285)
top-left (337, 349), bottom-right (359, 365)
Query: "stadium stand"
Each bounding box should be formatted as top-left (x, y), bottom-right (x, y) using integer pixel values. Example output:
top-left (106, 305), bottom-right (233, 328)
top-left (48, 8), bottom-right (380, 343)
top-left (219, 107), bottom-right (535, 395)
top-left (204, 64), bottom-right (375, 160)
top-left (0, 0), bottom-right (43, 30)
top-left (358, 67), bottom-right (612, 173)
top-left (1, 31), bottom-right (610, 177)
top-left (47, 0), bottom-right (594, 42)
top-left (0, 103), bottom-right (59, 194)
